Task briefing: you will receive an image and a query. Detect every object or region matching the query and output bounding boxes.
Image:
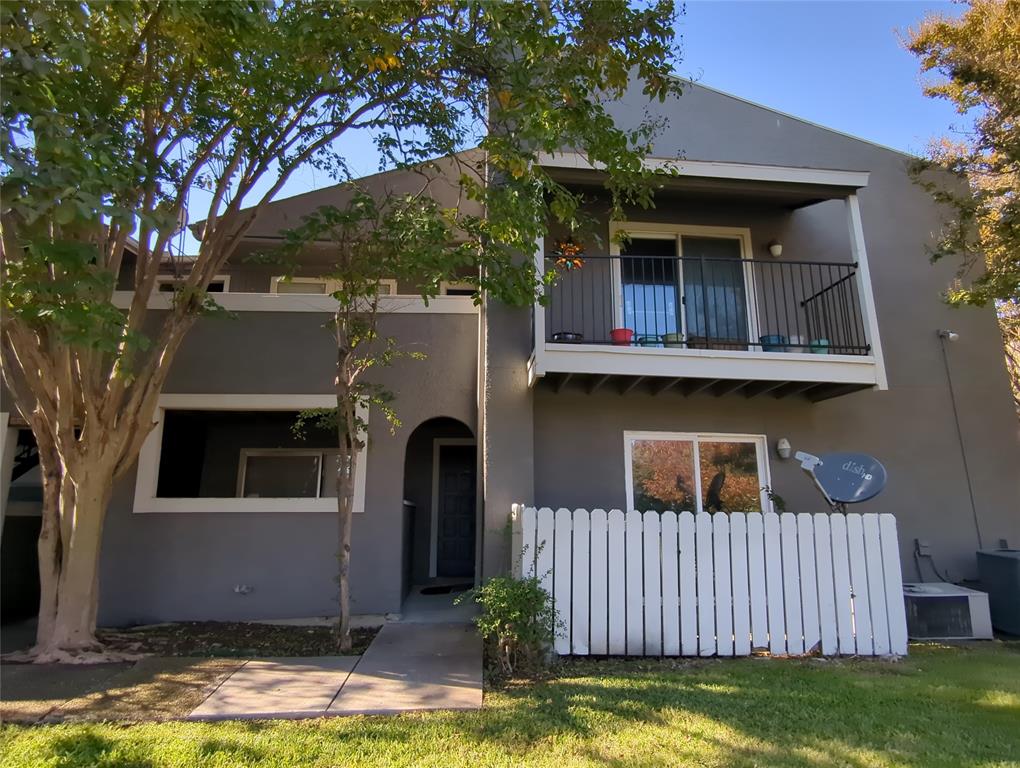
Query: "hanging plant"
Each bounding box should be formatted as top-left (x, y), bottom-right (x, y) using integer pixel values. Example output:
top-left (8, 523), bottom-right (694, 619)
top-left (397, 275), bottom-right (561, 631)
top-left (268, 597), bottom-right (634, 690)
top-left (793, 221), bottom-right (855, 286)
top-left (553, 236), bottom-right (585, 270)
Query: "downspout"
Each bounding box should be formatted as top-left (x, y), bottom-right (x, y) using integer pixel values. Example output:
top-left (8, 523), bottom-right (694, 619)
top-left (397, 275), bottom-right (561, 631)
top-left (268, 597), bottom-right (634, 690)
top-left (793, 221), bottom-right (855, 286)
top-left (475, 148), bottom-right (490, 587)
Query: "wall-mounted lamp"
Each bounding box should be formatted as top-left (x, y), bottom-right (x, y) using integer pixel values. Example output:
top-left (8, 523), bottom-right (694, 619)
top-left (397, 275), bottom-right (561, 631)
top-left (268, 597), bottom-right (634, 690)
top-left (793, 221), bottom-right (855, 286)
top-left (938, 329), bottom-right (960, 342)
top-left (768, 241), bottom-right (783, 258)
top-left (776, 437), bottom-right (792, 459)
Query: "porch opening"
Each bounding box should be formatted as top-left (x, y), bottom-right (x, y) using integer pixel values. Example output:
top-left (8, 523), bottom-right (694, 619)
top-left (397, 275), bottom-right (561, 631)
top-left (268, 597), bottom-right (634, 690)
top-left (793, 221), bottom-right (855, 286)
top-left (401, 417), bottom-right (477, 606)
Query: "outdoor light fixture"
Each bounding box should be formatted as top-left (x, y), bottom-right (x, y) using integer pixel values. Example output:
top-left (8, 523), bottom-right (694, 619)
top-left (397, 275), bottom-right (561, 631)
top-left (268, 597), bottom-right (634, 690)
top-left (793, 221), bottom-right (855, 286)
top-left (768, 241), bottom-right (783, 258)
top-left (776, 437), bottom-right (792, 459)
top-left (938, 329), bottom-right (960, 342)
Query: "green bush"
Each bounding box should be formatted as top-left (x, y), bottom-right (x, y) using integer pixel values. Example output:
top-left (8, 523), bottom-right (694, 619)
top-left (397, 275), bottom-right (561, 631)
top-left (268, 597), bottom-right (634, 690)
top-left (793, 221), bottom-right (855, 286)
top-left (461, 574), bottom-right (558, 677)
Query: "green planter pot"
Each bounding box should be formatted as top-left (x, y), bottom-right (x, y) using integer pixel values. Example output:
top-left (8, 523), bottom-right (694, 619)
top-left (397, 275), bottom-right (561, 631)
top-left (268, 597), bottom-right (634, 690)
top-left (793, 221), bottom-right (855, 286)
top-left (809, 338), bottom-right (830, 354)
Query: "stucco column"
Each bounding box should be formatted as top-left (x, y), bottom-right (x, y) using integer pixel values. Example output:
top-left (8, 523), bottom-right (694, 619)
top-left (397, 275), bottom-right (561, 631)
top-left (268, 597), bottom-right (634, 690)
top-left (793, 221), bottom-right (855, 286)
top-left (480, 297), bottom-right (535, 579)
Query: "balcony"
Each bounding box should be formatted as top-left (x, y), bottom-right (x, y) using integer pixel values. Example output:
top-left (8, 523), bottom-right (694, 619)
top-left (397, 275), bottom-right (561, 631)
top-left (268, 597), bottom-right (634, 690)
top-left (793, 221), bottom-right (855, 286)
top-left (531, 246), bottom-right (885, 401)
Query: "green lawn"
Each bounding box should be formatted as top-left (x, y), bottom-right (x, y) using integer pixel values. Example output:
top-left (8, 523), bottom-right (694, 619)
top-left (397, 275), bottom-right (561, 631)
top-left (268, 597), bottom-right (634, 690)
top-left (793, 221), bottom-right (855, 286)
top-left (3, 643), bottom-right (1018, 768)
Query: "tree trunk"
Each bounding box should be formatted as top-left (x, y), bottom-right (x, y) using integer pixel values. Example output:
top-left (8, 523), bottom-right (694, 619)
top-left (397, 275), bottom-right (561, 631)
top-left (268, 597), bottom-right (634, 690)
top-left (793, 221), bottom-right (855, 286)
top-left (34, 431), bottom-right (63, 648)
top-left (336, 452), bottom-right (356, 654)
top-left (34, 469), bottom-right (113, 659)
top-left (335, 383), bottom-right (358, 655)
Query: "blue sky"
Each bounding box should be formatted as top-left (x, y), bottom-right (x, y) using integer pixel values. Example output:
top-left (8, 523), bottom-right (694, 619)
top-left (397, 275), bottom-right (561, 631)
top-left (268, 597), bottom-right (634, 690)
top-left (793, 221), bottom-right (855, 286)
top-left (180, 2), bottom-right (962, 253)
top-left (678, 0), bottom-right (961, 155)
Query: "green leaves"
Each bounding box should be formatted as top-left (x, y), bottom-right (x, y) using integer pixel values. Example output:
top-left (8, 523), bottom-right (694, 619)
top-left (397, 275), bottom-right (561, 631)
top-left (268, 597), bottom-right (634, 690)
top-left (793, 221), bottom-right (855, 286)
top-left (907, 0), bottom-right (1020, 308)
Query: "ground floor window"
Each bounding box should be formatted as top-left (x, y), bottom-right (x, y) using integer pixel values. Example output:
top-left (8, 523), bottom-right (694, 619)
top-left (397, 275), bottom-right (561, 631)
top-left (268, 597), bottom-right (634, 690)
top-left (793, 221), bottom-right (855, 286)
top-left (624, 431), bottom-right (770, 514)
top-left (134, 395), bottom-right (366, 514)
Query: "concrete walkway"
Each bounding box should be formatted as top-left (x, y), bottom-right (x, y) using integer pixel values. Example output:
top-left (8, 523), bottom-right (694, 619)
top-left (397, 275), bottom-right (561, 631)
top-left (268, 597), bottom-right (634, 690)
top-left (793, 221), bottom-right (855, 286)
top-left (188, 622), bottom-right (481, 720)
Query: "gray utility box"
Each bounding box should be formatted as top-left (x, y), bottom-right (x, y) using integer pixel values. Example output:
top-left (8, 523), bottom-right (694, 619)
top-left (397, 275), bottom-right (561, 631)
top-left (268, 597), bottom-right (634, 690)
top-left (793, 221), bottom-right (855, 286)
top-left (977, 549), bottom-right (1020, 635)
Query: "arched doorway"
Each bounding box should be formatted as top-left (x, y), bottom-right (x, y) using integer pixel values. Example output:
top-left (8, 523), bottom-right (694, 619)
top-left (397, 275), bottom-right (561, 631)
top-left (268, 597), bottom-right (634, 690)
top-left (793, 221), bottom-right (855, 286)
top-left (401, 417), bottom-right (476, 597)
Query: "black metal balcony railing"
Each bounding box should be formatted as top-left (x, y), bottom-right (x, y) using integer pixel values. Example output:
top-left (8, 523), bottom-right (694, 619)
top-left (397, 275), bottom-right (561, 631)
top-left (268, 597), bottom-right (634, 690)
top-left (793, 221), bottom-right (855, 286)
top-left (544, 254), bottom-right (870, 355)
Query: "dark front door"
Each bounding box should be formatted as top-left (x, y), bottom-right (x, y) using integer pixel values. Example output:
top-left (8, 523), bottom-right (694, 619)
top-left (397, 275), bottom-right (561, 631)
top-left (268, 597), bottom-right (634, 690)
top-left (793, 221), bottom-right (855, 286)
top-left (436, 444), bottom-right (476, 578)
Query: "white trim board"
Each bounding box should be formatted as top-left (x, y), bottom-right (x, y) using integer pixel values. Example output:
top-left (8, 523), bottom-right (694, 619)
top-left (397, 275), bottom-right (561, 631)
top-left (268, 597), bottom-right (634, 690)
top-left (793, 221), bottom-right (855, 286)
top-left (537, 151), bottom-right (870, 188)
top-left (537, 344), bottom-right (879, 386)
top-left (112, 291), bottom-right (479, 314)
top-left (428, 438), bottom-right (477, 579)
top-left (623, 431), bottom-right (773, 515)
top-left (132, 394), bottom-right (368, 514)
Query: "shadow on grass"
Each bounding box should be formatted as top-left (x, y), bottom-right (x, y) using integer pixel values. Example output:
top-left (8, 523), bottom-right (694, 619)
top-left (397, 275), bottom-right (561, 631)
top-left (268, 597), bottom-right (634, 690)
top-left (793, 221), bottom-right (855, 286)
top-left (447, 649), bottom-right (1020, 767)
top-left (47, 731), bottom-right (154, 768)
top-left (12, 645), bottom-right (1020, 768)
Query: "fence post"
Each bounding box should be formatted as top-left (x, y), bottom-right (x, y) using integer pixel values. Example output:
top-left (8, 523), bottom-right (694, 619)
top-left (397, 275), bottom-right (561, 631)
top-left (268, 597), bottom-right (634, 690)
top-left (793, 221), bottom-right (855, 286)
top-left (510, 503), bottom-right (524, 579)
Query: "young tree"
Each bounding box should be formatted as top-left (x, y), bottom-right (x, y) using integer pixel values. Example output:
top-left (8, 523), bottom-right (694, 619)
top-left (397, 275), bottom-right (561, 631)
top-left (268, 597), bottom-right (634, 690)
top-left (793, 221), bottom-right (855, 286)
top-left (278, 185), bottom-right (475, 651)
top-left (1, 0), bottom-right (681, 660)
top-left (906, 0), bottom-right (1020, 407)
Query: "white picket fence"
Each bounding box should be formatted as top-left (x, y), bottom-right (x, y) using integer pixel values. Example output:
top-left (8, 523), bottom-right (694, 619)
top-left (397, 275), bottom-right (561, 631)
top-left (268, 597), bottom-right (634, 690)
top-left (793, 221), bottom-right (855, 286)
top-left (511, 506), bottom-right (908, 657)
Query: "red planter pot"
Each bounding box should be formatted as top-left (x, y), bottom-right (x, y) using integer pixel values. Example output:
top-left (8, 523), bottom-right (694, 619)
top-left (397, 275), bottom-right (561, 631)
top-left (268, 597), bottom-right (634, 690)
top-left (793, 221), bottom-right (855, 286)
top-left (610, 328), bottom-right (634, 346)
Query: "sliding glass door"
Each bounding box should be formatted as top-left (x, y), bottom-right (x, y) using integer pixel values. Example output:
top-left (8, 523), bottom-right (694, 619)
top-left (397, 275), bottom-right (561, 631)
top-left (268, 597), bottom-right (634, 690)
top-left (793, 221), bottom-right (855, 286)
top-left (681, 235), bottom-right (749, 348)
top-left (617, 230), bottom-right (753, 348)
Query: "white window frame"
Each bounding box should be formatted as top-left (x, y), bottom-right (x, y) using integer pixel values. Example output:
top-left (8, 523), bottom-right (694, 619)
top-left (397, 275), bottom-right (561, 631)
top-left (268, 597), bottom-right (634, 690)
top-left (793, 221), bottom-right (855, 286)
top-left (156, 274), bottom-right (231, 292)
top-left (236, 448), bottom-right (328, 499)
top-left (440, 280), bottom-right (475, 296)
top-left (608, 223), bottom-right (760, 346)
top-left (623, 430), bottom-right (772, 514)
top-left (270, 276), bottom-right (398, 296)
top-left (133, 394), bottom-right (367, 514)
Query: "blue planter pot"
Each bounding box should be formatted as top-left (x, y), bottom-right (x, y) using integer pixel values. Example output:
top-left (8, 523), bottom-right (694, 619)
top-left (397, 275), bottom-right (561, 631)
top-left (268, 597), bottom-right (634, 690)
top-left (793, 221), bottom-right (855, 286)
top-left (759, 334), bottom-right (788, 352)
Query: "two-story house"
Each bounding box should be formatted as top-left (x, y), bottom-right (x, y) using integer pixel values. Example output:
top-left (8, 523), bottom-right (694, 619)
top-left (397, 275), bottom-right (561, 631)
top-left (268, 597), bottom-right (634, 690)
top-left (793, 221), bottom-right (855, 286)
top-left (2, 81), bottom-right (1018, 630)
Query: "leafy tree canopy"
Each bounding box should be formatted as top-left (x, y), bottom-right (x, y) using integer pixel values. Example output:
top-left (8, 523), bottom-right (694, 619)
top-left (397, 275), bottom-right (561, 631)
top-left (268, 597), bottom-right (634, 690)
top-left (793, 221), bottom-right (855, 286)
top-left (906, 0), bottom-right (1020, 308)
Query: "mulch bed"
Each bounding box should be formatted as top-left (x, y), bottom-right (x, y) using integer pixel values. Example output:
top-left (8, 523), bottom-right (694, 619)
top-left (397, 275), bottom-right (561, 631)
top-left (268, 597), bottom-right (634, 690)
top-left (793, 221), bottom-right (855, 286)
top-left (97, 621), bottom-right (380, 658)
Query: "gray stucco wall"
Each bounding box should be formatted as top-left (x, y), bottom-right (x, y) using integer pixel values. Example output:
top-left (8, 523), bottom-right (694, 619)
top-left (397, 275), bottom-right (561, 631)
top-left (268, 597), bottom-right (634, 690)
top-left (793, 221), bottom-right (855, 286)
top-left (98, 310), bottom-right (478, 625)
top-left (519, 82), bottom-right (1020, 581)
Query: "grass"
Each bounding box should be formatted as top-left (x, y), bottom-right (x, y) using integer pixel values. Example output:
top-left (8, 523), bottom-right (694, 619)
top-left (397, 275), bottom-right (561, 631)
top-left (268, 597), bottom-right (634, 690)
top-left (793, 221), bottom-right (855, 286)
top-left (3, 643), bottom-right (1019, 768)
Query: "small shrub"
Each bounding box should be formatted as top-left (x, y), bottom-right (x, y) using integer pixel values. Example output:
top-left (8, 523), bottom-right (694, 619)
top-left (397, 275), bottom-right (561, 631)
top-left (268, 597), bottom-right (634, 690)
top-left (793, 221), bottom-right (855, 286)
top-left (460, 574), bottom-right (558, 677)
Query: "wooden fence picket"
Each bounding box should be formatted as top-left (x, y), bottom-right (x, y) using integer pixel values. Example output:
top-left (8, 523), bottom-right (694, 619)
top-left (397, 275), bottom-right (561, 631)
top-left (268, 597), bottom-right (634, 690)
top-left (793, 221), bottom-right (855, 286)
top-left (695, 512), bottom-right (716, 656)
top-left (813, 513), bottom-right (838, 656)
top-left (589, 509), bottom-right (609, 656)
top-left (730, 513), bottom-right (751, 656)
top-left (763, 512), bottom-right (786, 656)
top-left (607, 509), bottom-right (626, 655)
top-left (798, 513), bottom-right (821, 654)
top-left (661, 511), bottom-right (681, 656)
top-left (846, 513), bottom-right (873, 655)
top-left (713, 513), bottom-right (734, 657)
top-left (678, 511), bottom-right (698, 656)
top-left (746, 512), bottom-right (768, 651)
top-left (625, 510), bottom-right (645, 655)
top-left (553, 508), bottom-right (573, 655)
top-left (571, 509), bottom-right (590, 655)
top-left (863, 514), bottom-right (890, 656)
top-left (643, 511), bottom-right (663, 656)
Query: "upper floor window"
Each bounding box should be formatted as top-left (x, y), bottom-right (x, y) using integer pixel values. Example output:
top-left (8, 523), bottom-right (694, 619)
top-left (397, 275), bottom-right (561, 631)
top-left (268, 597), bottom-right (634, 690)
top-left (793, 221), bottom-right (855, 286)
top-left (270, 276), bottom-right (397, 296)
top-left (156, 275), bottom-right (229, 293)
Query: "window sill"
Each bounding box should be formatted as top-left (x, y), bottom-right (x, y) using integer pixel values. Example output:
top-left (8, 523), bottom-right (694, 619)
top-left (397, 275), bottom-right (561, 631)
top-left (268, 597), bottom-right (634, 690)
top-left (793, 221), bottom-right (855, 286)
top-left (132, 497), bottom-right (360, 514)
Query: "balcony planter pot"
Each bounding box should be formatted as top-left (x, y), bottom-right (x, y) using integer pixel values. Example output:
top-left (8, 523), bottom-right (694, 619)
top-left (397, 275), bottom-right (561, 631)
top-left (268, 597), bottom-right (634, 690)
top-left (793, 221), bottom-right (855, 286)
top-left (552, 331), bottom-right (583, 343)
top-left (636, 334), bottom-right (663, 348)
top-left (809, 338), bottom-right (830, 354)
top-left (760, 334), bottom-right (788, 352)
top-left (609, 328), bottom-right (634, 346)
top-left (661, 332), bottom-right (684, 348)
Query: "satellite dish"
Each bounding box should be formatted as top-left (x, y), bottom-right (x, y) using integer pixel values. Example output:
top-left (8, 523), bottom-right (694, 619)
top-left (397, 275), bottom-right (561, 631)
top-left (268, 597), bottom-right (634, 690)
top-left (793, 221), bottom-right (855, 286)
top-left (795, 451), bottom-right (887, 509)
